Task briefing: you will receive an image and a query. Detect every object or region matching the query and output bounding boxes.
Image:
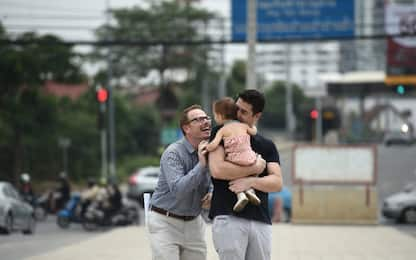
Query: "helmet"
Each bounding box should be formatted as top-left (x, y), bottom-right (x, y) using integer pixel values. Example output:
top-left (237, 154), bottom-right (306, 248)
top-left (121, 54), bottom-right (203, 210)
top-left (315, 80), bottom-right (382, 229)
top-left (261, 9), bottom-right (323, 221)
top-left (99, 177), bottom-right (107, 186)
top-left (20, 173), bottom-right (30, 183)
top-left (59, 172), bottom-right (67, 179)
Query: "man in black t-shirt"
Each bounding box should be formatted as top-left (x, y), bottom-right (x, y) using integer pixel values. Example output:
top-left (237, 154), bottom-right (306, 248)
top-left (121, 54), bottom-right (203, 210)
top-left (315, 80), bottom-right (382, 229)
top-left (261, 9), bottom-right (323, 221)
top-left (208, 89), bottom-right (283, 260)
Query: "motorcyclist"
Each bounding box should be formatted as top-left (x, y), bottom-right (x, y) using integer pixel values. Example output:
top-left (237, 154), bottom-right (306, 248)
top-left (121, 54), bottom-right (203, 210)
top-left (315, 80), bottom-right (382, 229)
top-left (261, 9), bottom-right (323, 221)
top-left (18, 173), bottom-right (35, 204)
top-left (94, 178), bottom-right (122, 222)
top-left (106, 182), bottom-right (122, 217)
top-left (80, 178), bottom-right (100, 217)
top-left (51, 172), bottom-right (71, 211)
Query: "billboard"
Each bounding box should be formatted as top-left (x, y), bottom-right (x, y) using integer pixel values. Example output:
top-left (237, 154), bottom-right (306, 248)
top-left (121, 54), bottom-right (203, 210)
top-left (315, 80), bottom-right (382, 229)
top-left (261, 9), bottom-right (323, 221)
top-left (231, 0), bottom-right (355, 41)
top-left (385, 3), bottom-right (416, 80)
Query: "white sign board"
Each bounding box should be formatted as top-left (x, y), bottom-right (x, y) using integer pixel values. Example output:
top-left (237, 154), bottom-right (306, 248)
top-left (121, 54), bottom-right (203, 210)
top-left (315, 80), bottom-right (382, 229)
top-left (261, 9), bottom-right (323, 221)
top-left (294, 146), bottom-right (376, 184)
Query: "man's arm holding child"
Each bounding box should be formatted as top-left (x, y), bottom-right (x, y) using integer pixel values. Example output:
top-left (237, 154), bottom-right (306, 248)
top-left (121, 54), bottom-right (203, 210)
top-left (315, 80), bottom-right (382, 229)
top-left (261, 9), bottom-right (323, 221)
top-left (209, 145), bottom-right (266, 180)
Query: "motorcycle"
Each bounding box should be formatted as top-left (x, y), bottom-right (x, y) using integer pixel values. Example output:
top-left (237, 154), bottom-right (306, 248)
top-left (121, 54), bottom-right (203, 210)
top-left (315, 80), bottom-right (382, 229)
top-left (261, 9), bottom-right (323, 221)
top-left (57, 193), bottom-right (83, 229)
top-left (82, 198), bottom-right (139, 231)
top-left (21, 193), bottom-right (48, 222)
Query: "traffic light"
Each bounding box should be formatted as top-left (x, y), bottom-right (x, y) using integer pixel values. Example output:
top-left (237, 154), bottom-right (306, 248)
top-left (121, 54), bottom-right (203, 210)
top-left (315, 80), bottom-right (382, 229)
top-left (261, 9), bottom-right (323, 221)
top-left (96, 87), bottom-right (108, 129)
top-left (391, 84), bottom-right (416, 96)
top-left (310, 109), bottom-right (319, 120)
top-left (304, 106), bottom-right (340, 141)
top-left (96, 87), bottom-right (109, 103)
top-left (396, 85), bottom-right (405, 95)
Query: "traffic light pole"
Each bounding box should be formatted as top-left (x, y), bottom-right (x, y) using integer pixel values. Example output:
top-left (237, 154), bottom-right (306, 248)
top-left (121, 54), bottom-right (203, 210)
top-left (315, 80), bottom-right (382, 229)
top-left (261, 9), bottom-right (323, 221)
top-left (100, 103), bottom-right (108, 181)
top-left (315, 97), bottom-right (323, 144)
top-left (106, 0), bottom-right (116, 181)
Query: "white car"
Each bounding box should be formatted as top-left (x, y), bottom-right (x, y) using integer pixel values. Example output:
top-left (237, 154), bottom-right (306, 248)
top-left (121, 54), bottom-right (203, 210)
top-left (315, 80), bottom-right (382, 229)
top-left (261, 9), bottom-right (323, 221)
top-left (0, 182), bottom-right (36, 234)
top-left (382, 183), bottom-right (416, 224)
top-left (127, 166), bottom-right (160, 207)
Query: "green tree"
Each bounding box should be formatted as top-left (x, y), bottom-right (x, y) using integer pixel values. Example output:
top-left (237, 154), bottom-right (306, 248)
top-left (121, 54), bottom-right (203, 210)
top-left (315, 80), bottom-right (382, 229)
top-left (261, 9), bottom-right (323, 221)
top-left (261, 81), bottom-right (313, 131)
top-left (0, 23), bottom-right (86, 183)
top-left (92, 1), bottom-right (216, 87)
top-left (226, 60), bottom-right (246, 98)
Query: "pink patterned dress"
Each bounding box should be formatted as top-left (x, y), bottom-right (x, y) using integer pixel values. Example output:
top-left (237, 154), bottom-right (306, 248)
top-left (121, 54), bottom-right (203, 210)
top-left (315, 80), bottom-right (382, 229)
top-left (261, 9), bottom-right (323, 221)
top-left (223, 134), bottom-right (257, 166)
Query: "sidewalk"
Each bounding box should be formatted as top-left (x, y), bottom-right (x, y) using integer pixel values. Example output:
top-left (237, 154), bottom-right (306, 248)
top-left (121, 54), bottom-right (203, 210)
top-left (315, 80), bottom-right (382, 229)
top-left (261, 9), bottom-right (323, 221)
top-left (26, 224), bottom-right (416, 260)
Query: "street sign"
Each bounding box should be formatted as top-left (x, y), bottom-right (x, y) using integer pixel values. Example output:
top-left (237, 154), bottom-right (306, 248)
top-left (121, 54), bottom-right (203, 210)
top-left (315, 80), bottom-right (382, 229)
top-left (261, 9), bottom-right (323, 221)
top-left (161, 128), bottom-right (182, 145)
top-left (232, 0), bottom-right (355, 41)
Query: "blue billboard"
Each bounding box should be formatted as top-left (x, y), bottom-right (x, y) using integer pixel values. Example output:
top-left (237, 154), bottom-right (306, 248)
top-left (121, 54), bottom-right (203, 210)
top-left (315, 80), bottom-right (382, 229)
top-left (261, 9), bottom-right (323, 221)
top-left (232, 0), bottom-right (355, 41)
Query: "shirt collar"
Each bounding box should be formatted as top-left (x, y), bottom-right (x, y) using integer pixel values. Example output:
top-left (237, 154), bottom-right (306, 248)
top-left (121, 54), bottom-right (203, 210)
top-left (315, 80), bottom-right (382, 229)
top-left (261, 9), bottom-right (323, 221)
top-left (180, 137), bottom-right (197, 154)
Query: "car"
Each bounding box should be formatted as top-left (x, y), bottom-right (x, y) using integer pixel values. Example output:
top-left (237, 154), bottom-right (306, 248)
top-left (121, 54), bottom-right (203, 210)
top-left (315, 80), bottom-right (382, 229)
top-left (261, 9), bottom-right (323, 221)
top-left (382, 183), bottom-right (416, 224)
top-left (268, 186), bottom-right (292, 223)
top-left (0, 181), bottom-right (36, 234)
top-left (127, 166), bottom-right (160, 207)
top-left (383, 125), bottom-right (415, 146)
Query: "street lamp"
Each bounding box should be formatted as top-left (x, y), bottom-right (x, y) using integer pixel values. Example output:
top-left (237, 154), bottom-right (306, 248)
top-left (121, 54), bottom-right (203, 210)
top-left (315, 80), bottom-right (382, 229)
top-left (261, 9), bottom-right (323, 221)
top-left (58, 137), bottom-right (71, 176)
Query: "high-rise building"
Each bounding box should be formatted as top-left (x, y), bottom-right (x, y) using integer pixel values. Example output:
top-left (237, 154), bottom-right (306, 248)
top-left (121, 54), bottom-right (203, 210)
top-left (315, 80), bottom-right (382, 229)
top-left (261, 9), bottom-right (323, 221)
top-left (256, 42), bottom-right (340, 89)
top-left (340, 0), bottom-right (386, 73)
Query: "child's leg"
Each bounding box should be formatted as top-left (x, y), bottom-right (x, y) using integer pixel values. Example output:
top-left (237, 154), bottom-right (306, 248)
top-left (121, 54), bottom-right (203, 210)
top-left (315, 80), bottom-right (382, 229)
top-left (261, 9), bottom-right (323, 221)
top-left (233, 192), bottom-right (248, 212)
top-left (245, 188), bottom-right (261, 205)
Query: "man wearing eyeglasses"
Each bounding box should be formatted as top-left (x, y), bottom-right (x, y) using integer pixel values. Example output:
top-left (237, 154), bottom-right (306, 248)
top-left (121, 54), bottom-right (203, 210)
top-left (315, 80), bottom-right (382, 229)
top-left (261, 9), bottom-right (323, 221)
top-left (147, 104), bottom-right (213, 260)
top-left (208, 89), bottom-right (283, 260)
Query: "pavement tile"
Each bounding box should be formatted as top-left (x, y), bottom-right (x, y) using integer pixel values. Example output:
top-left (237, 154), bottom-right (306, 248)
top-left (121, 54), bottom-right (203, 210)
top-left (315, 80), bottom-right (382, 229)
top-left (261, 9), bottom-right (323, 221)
top-left (25, 224), bottom-right (416, 260)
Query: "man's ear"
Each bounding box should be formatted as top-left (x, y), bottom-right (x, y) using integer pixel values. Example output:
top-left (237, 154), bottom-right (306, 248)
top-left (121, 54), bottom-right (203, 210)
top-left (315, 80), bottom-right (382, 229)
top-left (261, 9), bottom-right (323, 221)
top-left (254, 112), bottom-right (262, 123)
top-left (182, 125), bottom-right (190, 135)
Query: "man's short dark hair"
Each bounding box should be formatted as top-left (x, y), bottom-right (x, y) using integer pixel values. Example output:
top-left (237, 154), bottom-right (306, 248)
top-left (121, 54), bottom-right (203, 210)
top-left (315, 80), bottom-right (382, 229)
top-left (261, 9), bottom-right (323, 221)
top-left (179, 104), bottom-right (202, 135)
top-left (237, 89), bottom-right (265, 114)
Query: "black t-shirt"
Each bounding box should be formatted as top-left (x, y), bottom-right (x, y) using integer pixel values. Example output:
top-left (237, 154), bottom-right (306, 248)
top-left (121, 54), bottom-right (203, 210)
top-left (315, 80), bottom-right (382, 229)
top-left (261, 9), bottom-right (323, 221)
top-left (208, 125), bottom-right (280, 224)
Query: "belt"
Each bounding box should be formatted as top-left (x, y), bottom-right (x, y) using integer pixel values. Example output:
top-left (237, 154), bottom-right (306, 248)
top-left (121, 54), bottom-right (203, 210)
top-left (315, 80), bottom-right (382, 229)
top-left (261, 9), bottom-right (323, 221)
top-left (150, 206), bottom-right (196, 221)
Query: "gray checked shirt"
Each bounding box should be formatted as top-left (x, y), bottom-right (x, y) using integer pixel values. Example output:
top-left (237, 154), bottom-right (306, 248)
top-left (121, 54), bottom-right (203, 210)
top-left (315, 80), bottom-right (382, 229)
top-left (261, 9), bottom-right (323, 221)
top-left (150, 137), bottom-right (211, 217)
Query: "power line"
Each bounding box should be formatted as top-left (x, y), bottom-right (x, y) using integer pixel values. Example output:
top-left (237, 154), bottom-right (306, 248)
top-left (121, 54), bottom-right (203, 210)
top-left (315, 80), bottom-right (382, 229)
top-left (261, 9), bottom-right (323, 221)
top-left (2, 20), bottom-right (402, 33)
top-left (0, 1), bottom-right (102, 14)
top-left (5, 25), bottom-right (98, 31)
top-left (0, 13), bottom-right (104, 20)
top-left (1, 32), bottom-right (414, 46)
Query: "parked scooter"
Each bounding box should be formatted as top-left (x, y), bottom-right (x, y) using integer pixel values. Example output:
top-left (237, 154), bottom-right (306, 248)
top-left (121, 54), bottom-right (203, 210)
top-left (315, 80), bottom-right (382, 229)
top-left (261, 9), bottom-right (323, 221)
top-left (35, 189), bottom-right (64, 220)
top-left (20, 193), bottom-right (48, 221)
top-left (82, 198), bottom-right (139, 231)
top-left (57, 193), bottom-right (83, 229)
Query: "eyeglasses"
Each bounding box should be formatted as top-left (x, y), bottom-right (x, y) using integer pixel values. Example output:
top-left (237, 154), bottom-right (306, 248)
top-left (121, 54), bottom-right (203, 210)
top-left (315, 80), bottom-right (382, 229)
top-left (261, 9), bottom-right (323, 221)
top-left (188, 116), bottom-right (211, 124)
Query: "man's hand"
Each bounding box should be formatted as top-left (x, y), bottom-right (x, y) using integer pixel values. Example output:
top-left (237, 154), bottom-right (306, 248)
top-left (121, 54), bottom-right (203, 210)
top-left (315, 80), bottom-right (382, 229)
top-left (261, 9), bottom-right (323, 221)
top-left (253, 155), bottom-right (266, 175)
top-left (198, 140), bottom-right (209, 167)
top-left (201, 192), bottom-right (212, 209)
top-left (229, 177), bottom-right (254, 193)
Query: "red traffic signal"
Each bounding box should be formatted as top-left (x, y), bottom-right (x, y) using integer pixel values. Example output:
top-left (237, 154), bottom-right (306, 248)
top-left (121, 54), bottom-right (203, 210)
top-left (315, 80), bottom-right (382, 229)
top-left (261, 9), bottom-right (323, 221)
top-left (96, 88), bottom-right (108, 103)
top-left (310, 109), bottom-right (319, 120)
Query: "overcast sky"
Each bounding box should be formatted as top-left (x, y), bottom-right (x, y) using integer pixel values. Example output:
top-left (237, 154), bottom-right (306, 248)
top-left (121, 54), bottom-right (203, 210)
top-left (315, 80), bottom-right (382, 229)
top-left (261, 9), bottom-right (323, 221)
top-left (0, 0), bottom-right (245, 65)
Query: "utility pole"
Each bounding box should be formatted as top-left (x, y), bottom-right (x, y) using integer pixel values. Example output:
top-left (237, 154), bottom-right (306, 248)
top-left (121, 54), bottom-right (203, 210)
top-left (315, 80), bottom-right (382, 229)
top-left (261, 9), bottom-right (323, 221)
top-left (58, 137), bottom-right (71, 176)
top-left (246, 0), bottom-right (257, 89)
top-left (201, 20), bottom-right (210, 112)
top-left (106, 0), bottom-right (116, 180)
top-left (218, 17), bottom-right (226, 98)
top-left (285, 44), bottom-right (296, 139)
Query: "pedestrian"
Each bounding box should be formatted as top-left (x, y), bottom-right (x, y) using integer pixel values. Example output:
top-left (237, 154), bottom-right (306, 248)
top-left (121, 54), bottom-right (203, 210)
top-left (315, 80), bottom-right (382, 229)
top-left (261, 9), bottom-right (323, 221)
top-left (147, 104), bottom-right (213, 260)
top-left (205, 97), bottom-right (261, 212)
top-left (208, 89), bottom-right (283, 260)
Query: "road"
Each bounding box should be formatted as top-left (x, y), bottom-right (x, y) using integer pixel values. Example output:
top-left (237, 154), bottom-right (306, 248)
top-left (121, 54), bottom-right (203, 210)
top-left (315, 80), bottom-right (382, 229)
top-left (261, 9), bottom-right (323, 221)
top-left (1, 144), bottom-right (415, 259)
top-left (0, 215), bottom-right (103, 259)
